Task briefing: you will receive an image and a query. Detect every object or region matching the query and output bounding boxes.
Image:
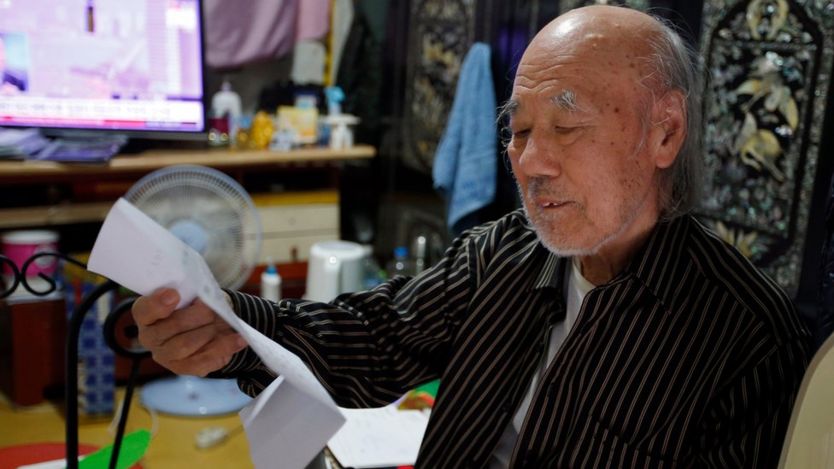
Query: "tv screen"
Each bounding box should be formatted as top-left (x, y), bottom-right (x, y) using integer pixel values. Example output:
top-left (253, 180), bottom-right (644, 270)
top-left (0, 0), bottom-right (206, 136)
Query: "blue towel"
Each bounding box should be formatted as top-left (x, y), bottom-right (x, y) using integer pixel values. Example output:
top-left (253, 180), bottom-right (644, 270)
top-left (433, 43), bottom-right (497, 234)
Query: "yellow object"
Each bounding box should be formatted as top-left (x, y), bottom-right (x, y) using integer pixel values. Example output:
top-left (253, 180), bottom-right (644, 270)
top-left (277, 106), bottom-right (319, 144)
top-left (324, 0), bottom-right (334, 86)
top-left (63, 252), bottom-right (107, 285)
top-left (234, 127), bottom-right (250, 150)
top-left (250, 111), bottom-right (275, 150)
top-left (251, 190), bottom-right (338, 206)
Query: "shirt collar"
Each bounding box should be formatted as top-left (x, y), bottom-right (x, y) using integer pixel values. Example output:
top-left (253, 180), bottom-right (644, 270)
top-left (530, 215), bottom-right (693, 302)
top-left (623, 214), bottom-right (692, 293)
top-left (532, 245), bottom-right (568, 290)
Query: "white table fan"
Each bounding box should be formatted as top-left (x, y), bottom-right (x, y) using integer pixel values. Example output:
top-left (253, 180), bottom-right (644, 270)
top-left (124, 164), bottom-right (262, 416)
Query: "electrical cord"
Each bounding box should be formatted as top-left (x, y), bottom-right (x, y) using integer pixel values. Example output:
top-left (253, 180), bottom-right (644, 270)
top-left (195, 423), bottom-right (244, 449)
top-left (108, 394), bottom-right (159, 439)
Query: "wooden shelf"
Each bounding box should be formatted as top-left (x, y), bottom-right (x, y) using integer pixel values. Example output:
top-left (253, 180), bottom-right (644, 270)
top-left (0, 202), bottom-right (112, 229)
top-left (0, 144), bottom-right (375, 182)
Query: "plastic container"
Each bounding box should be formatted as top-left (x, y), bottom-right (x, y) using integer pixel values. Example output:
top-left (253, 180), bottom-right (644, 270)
top-left (1, 229), bottom-right (59, 277)
top-left (385, 246), bottom-right (415, 278)
top-left (211, 80), bottom-right (242, 144)
top-left (322, 86), bottom-right (358, 149)
top-left (260, 261), bottom-right (282, 303)
top-left (325, 114), bottom-right (358, 149)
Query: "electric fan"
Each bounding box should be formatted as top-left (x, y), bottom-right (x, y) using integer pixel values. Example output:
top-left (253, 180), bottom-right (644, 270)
top-left (125, 165), bottom-right (262, 416)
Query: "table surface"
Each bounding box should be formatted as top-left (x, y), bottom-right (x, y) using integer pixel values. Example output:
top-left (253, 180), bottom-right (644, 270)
top-left (0, 386), bottom-right (253, 469)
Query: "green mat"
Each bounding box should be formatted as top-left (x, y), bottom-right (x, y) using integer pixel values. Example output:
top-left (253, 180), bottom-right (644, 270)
top-left (415, 379), bottom-right (439, 398)
top-left (76, 429), bottom-right (150, 469)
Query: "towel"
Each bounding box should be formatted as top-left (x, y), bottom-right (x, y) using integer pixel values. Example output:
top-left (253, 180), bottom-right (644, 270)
top-left (432, 43), bottom-right (497, 235)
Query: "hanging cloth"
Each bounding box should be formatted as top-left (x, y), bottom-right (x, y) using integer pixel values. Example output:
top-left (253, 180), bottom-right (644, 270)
top-left (432, 43), bottom-right (497, 235)
top-left (204, 0), bottom-right (299, 69)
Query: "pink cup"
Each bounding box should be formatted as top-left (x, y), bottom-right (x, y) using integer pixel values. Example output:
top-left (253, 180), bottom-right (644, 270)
top-left (2, 230), bottom-right (59, 277)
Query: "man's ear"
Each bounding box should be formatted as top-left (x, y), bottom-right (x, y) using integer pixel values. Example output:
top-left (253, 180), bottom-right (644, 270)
top-left (648, 90), bottom-right (686, 169)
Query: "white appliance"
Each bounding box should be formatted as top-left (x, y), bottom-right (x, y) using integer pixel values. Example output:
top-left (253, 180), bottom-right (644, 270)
top-left (124, 164), bottom-right (261, 416)
top-left (305, 241), bottom-right (367, 302)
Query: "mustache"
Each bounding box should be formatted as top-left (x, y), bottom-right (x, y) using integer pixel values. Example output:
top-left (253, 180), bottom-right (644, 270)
top-left (525, 177), bottom-right (571, 201)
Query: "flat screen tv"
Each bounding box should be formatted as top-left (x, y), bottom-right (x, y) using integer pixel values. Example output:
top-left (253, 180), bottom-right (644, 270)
top-left (0, 0), bottom-right (206, 139)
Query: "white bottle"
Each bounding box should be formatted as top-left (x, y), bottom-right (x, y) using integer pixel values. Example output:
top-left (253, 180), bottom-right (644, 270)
top-left (211, 79), bottom-right (242, 144)
top-left (260, 261), bottom-right (282, 303)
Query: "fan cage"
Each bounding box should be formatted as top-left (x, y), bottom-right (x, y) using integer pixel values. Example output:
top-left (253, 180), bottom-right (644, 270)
top-left (124, 165), bottom-right (262, 290)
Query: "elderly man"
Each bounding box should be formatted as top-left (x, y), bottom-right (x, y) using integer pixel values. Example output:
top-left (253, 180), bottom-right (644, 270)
top-left (133, 5), bottom-right (809, 467)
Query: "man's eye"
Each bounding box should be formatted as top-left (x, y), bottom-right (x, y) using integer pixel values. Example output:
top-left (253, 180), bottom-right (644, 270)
top-left (554, 126), bottom-right (576, 134)
top-left (512, 129), bottom-right (530, 139)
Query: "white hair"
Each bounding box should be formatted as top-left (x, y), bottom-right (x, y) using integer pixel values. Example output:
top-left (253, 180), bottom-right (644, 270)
top-left (644, 16), bottom-right (704, 220)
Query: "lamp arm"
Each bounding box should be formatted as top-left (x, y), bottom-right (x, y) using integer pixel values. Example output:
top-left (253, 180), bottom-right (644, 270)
top-left (65, 279), bottom-right (120, 469)
top-left (1, 252), bottom-right (145, 469)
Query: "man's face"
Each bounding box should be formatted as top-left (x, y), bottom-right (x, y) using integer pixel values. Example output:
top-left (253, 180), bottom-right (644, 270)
top-left (506, 28), bottom-right (662, 256)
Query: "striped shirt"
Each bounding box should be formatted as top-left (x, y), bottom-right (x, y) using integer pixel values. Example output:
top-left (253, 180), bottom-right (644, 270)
top-left (219, 209), bottom-right (810, 468)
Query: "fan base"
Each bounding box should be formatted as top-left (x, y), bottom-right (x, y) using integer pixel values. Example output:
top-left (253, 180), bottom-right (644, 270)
top-left (140, 376), bottom-right (251, 417)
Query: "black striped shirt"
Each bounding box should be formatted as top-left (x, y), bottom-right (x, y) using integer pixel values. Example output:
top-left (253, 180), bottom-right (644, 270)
top-left (219, 210), bottom-right (810, 468)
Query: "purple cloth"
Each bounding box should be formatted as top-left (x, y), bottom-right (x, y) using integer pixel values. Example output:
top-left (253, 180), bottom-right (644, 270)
top-left (296, 0), bottom-right (330, 41)
top-left (204, 0), bottom-right (299, 69)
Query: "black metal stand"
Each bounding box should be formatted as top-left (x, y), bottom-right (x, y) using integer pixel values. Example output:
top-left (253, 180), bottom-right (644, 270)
top-left (1, 251), bottom-right (148, 469)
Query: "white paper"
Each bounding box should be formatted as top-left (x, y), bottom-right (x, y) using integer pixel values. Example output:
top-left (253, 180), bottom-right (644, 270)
top-left (87, 198), bottom-right (199, 309)
top-left (88, 198), bottom-right (345, 468)
top-left (240, 376), bottom-right (352, 469)
top-left (17, 456), bottom-right (85, 469)
top-left (327, 406), bottom-right (430, 468)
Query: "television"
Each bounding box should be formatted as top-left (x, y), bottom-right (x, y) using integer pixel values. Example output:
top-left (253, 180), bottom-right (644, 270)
top-left (0, 0), bottom-right (207, 139)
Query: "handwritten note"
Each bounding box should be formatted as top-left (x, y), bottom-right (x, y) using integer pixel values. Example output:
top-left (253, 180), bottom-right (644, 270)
top-left (88, 198), bottom-right (345, 469)
top-left (327, 406), bottom-right (430, 468)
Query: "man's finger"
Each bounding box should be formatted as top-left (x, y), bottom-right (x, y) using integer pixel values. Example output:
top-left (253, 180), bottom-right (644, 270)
top-left (167, 332), bottom-right (248, 377)
top-left (151, 322), bottom-right (218, 363)
top-left (132, 288), bottom-right (180, 326)
top-left (138, 302), bottom-right (216, 348)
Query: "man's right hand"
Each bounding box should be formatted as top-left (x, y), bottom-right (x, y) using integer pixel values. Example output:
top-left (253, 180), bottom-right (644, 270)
top-left (132, 288), bottom-right (248, 377)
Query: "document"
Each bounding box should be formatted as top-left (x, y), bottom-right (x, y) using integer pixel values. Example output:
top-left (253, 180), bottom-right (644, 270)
top-left (327, 405), bottom-right (430, 468)
top-left (88, 198), bottom-right (345, 469)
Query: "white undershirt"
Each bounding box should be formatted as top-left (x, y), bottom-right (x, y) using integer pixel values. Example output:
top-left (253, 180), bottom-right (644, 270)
top-left (489, 258), bottom-right (596, 468)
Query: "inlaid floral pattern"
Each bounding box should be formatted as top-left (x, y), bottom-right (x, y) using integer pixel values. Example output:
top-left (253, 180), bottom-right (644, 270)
top-left (698, 0), bottom-right (834, 295)
top-left (402, 0), bottom-right (476, 173)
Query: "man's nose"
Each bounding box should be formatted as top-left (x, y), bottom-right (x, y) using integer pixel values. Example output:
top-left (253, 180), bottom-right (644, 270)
top-left (517, 135), bottom-right (561, 178)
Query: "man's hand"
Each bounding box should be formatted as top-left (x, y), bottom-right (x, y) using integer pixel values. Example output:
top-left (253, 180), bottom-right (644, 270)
top-left (132, 288), bottom-right (248, 377)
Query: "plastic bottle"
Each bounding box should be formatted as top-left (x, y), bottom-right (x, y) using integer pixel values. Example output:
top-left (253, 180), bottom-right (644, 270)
top-left (211, 79), bottom-right (242, 145)
top-left (386, 246), bottom-right (415, 278)
top-left (323, 86), bottom-right (358, 149)
top-left (362, 251), bottom-right (385, 289)
top-left (260, 260), bottom-right (282, 303)
top-left (324, 86), bottom-right (345, 116)
top-left (412, 235), bottom-right (427, 275)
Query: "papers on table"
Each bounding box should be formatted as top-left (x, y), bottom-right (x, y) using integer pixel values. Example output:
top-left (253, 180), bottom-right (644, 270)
top-left (88, 198), bottom-right (345, 469)
top-left (328, 405), bottom-right (430, 468)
